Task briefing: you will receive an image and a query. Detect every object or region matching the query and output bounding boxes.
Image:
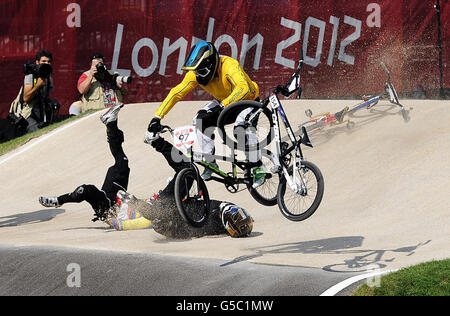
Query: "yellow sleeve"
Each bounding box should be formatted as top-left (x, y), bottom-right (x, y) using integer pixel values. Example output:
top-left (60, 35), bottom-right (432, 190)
top-left (155, 72), bottom-right (198, 119)
top-left (221, 61), bottom-right (259, 107)
top-left (112, 216), bottom-right (152, 231)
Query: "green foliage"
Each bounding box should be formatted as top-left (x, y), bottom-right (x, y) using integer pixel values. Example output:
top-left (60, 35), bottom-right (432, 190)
top-left (353, 259), bottom-right (450, 296)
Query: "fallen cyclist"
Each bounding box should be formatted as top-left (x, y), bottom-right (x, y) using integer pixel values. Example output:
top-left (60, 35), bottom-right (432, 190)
top-left (113, 131), bottom-right (255, 239)
top-left (114, 190), bottom-right (253, 239)
top-left (38, 104), bottom-right (254, 238)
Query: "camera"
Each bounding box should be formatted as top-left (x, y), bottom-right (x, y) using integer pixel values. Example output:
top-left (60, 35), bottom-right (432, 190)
top-left (23, 61), bottom-right (53, 79)
top-left (95, 62), bottom-right (132, 88)
top-left (45, 98), bottom-right (60, 111)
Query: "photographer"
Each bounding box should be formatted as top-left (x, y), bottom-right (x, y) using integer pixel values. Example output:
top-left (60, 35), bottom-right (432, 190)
top-left (8, 50), bottom-right (58, 135)
top-left (69, 53), bottom-right (130, 116)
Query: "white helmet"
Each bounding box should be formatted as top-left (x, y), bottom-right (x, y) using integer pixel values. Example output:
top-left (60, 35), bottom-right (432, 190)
top-left (220, 203), bottom-right (253, 237)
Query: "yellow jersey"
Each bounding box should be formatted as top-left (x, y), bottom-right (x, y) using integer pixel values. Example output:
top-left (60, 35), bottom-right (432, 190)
top-left (155, 56), bottom-right (259, 119)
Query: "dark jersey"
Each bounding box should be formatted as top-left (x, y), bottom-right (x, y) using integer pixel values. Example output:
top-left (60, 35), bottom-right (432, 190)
top-left (132, 194), bottom-right (226, 239)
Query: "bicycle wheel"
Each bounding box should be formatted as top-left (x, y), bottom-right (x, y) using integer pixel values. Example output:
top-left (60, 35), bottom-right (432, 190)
top-left (246, 152), bottom-right (279, 206)
top-left (217, 100), bottom-right (273, 151)
top-left (174, 168), bottom-right (210, 227)
top-left (277, 160), bottom-right (324, 221)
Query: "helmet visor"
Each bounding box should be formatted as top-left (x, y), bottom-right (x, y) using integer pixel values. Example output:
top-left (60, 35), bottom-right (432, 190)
top-left (182, 41), bottom-right (212, 71)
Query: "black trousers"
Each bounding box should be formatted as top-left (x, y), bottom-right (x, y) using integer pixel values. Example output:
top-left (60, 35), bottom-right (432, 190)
top-left (150, 137), bottom-right (191, 197)
top-left (58, 121), bottom-right (130, 213)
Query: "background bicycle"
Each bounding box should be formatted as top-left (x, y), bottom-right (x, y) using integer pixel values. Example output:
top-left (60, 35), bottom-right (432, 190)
top-left (300, 62), bottom-right (411, 134)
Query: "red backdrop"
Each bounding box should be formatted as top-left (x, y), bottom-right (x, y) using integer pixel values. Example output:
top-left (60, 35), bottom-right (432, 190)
top-left (0, 0), bottom-right (448, 118)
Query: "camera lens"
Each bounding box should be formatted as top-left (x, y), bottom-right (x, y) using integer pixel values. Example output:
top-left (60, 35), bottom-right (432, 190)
top-left (117, 75), bottom-right (132, 84)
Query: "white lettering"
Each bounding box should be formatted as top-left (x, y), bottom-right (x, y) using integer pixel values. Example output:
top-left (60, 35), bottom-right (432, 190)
top-left (132, 37), bottom-right (159, 77)
top-left (303, 17), bottom-right (326, 67)
top-left (113, 12), bottom-right (363, 79)
top-left (215, 34), bottom-right (238, 59)
top-left (338, 15), bottom-right (362, 65)
top-left (160, 37), bottom-right (187, 75)
top-left (66, 3), bottom-right (81, 28)
top-left (190, 17), bottom-right (215, 49)
top-left (367, 3), bottom-right (381, 28)
top-left (206, 17), bottom-right (215, 42)
top-left (240, 33), bottom-right (264, 70)
top-left (176, 300), bottom-right (210, 313)
top-left (275, 17), bottom-right (301, 69)
top-left (111, 24), bottom-right (131, 76)
top-left (327, 16), bottom-right (340, 66)
top-left (66, 263), bottom-right (81, 288)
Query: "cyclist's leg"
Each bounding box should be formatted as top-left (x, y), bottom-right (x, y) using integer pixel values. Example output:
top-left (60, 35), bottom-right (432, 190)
top-left (234, 107), bottom-right (266, 188)
top-left (57, 184), bottom-right (111, 213)
top-left (193, 100), bottom-right (222, 161)
top-left (101, 121), bottom-right (130, 202)
top-left (234, 108), bottom-right (262, 165)
top-left (151, 137), bottom-right (191, 174)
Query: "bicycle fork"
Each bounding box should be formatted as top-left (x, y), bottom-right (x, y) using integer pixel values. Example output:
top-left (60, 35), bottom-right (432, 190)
top-left (271, 130), bottom-right (307, 195)
top-left (284, 153), bottom-right (307, 194)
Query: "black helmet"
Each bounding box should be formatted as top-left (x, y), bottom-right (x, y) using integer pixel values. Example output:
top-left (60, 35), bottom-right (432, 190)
top-left (182, 40), bottom-right (219, 85)
top-left (220, 203), bottom-right (253, 237)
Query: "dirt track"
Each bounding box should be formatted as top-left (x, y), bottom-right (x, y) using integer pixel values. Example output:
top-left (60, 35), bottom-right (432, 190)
top-left (0, 99), bottom-right (449, 274)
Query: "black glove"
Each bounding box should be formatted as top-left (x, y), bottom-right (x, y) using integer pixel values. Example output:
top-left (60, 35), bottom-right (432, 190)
top-left (147, 117), bottom-right (161, 133)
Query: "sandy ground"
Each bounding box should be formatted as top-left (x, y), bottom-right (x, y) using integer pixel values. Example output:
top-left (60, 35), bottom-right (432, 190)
top-left (0, 98), bottom-right (449, 273)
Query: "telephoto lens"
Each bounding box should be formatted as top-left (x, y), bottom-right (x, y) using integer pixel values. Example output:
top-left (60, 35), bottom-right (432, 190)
top-left (117, 75), bottom-right (132, 84)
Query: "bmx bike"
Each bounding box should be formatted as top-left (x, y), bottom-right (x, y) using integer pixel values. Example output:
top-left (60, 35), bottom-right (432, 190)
top-left (301, 62), bottom-right (410, 133)
top-left (158, 123), bottom-right (280, 227)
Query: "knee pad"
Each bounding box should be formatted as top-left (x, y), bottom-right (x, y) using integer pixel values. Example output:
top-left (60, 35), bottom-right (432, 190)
top-left (69, 184), bottom-right (92, 201)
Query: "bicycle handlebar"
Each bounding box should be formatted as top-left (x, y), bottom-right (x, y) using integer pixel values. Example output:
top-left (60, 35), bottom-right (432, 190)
top-left (269, 50), bottom-right (304, 98)
top-left (160, 125), bottom-right (173, 134)
top-left (271, 54), bottom-right (304, 98)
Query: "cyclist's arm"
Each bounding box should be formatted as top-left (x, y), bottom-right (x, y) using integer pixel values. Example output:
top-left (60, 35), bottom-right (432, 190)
top-left (221, 63), bottom-right (258, 107)
top-left (155, 72), bottom-right (198, 119)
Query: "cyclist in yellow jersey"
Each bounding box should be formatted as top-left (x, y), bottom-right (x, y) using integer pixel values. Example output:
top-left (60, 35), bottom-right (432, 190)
top-left (145, 40), bottom-right (266, 188)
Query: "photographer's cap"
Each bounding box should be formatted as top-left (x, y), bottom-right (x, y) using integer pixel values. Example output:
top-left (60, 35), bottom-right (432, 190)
top-left (91, 53), bottom-right (105, 61)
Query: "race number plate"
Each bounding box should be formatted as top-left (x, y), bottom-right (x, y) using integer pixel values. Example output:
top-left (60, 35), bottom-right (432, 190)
top-left (269, 93), bottom-right (280, 109)
top-left (173, 125), bottom-right (197, 151)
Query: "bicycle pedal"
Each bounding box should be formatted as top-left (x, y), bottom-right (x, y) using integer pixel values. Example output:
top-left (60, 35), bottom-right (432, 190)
top-left (225, 184), bottom-right (239, 193)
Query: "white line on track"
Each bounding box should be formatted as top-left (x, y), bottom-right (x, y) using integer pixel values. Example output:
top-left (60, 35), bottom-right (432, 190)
top-left (0, 112), bottom-right (99, 166)
top-left (320, 269), bottom-right (398, 296)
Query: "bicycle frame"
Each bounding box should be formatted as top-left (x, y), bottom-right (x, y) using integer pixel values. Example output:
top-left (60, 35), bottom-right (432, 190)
top-left (169, 127), bottom-right (262, 193)
top-left (192, 150), bottom-right (255, 193)
top-left (265, 90), bottom-right (313, 194)
top-left (348, 94), bottom-right (383, 114)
